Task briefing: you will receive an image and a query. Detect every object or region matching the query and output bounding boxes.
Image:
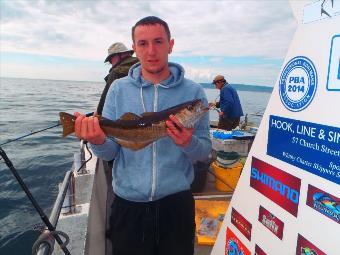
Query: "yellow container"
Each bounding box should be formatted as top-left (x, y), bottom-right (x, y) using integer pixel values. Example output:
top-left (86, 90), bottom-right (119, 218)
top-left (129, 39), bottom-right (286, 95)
top-left (239, 157), bottom-right (247, 166)
top-left (211, 161), bottom-right (243, 192)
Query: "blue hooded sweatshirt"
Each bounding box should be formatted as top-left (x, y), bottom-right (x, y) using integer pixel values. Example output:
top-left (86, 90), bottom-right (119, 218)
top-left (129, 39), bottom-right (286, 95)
top-left (90, 62), bottom-right (212, 202)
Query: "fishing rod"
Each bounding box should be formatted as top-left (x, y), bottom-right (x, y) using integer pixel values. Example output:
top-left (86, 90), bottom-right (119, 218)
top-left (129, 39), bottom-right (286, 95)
top-left (0, 123), bottom-right (60, 146)
top-left (209, 101), bottom-right (265, 116)
top-left (0, 147), bottom-right (71, 255)
top-left (247, 108), bottom-right (265, 117)
top-left (0, 112), bottom-right (94, 146)
top-left (0, 111), bottom-right (94, 254)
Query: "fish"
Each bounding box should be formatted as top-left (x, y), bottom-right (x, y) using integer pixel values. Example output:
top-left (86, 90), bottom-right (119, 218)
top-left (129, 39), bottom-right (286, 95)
top-left (59, 99), bottom-right (208, 150)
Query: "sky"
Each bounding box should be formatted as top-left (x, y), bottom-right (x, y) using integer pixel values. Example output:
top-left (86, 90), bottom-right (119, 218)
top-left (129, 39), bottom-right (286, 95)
top-left (0, 0), bottom-right (297, 86)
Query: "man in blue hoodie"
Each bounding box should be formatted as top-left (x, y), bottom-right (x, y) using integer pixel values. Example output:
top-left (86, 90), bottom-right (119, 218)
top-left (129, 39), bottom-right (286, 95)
top-left (74, 16), bottom-right (211, 255)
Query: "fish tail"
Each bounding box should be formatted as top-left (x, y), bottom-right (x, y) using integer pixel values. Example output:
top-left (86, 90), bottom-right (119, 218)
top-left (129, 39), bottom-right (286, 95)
top-left (59, 112), bottom-right (76, 137)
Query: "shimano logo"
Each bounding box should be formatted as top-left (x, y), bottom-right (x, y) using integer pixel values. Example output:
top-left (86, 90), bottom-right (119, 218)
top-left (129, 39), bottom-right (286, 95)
top-left (251, 167), bottom-right (299, 204)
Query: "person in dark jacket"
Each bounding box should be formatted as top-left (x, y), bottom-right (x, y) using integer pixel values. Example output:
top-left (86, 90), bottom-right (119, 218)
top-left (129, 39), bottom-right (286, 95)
top-left (97, 42), bottom-right (139, 115)
top-left (209, 75), bottom-right (243, 130)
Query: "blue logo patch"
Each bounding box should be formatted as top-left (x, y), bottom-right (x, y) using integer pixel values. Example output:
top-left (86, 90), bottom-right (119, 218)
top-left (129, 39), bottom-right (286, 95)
top-left (279, 56), bottom-right (318, 112)
top-left (326, 35), bottom-right (340, 91)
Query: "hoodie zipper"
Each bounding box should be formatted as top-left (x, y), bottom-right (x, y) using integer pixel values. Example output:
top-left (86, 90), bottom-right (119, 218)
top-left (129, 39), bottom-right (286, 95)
top-left (150, 84), bottom-right (158, 201)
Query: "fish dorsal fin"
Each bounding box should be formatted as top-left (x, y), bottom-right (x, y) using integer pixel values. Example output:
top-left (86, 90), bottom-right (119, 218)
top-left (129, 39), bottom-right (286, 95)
top-left (119, 112), bottom-right (141, 121)
top-left (141, 112), bottom-right (155, 117)
top-left (116, 139), bottom-right (154, 151)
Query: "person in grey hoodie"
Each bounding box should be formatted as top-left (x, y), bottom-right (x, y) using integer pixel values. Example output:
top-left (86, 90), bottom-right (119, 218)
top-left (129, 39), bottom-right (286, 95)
top-left (74, 16), bottom-right (211, 255)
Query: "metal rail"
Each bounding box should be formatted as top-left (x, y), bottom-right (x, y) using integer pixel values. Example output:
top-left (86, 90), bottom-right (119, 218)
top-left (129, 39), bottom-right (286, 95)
top-left (36, 170), bottom-right (73, 255)
top-left (35, 140), bottom-right (90, 254)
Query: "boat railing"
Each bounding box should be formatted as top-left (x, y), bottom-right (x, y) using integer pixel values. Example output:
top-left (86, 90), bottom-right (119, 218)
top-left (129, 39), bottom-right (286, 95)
top-left (35, 141), bottom-right (88, 255)
top-left (35, 170), bottom-right (73, 255)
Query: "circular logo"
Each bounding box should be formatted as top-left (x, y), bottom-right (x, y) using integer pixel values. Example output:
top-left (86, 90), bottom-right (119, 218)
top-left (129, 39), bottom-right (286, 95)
top-left (279, 56), bottom-right (318, 112)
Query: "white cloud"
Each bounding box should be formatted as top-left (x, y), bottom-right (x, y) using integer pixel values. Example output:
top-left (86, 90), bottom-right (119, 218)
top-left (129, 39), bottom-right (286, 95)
top-left (181, 62), bottom-right (282, 86)
top-left (1, 0), bottom-right (295, 59)
top-left (0, 0), bottom-right (296, 84)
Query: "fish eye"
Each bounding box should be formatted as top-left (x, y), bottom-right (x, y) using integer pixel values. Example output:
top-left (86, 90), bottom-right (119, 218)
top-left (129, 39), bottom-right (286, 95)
top-left (187, 105), bottom-right (193, 111)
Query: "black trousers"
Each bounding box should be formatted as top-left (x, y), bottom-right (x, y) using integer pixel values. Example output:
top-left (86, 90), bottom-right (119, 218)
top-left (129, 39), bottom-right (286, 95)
top-left (218, 116), bottom-right (240, 131)
top-left (108, 190), bottom-right (195, 255)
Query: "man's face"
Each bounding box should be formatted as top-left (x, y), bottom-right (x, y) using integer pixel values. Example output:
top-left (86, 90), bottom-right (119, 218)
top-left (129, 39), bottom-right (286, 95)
top-left (132, 24), bottom-right (174, 75)
top-left (110, 54), bottom-right (120, 67)
top-left (214, 79), bottom-right (225, 90)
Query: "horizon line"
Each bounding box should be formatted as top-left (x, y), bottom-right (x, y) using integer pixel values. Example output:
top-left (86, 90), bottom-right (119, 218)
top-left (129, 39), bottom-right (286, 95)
top-left (0, 76), bottom-right (274, 88)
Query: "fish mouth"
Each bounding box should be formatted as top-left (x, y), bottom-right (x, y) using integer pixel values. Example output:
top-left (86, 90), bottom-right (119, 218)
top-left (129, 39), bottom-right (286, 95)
top-left (179, 104), bottom-right (209, 128)
top-left (194, 101), bottom-right (209, 114)
top-left (192, 101), bottom-right (209, 115)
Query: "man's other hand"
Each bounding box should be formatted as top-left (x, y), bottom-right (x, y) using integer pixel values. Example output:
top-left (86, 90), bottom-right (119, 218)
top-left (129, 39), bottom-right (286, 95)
top-left (166, 115), bottom-right (193, 147)
top-left (74, 112), bottom-right (106, 145)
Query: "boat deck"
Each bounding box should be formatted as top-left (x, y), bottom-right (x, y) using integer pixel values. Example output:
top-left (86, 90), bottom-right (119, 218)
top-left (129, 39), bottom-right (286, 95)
top-left (193, 166), bottom-right (232, 255)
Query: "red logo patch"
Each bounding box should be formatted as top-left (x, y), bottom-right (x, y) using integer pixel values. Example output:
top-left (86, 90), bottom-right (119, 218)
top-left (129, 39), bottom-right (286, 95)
top-left (231, 207), bottom-right (252, 241)
top-left (296, 234), bottom-right (326, 255)
top-left (258, 205), bottom-right (284, 239)
top-left (255, 244), bottom-right (267, 255)
top-left (225, 228), bottom-right (251, 255)
top-left (250, 157), bottom-right (301, 217)
top-left (306, 184), bottom-right (340, 224)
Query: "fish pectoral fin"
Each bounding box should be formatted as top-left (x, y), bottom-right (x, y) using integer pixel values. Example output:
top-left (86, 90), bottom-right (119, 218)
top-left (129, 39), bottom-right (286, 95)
top-left (119, 112), bottom-right (141, 121)
top-left (116, 139), bottom-right (154, 151)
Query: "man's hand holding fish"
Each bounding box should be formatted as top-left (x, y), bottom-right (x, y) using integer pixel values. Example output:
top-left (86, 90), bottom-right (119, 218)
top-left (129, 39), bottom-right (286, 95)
top-left (74, 112), bottom-right (106, 145)
top-left (166, 114), bottom-right (194, 147)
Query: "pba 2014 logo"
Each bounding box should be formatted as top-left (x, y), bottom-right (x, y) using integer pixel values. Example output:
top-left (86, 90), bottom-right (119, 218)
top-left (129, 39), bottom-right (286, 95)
top-left (279, 56), bottom-right (318, 112)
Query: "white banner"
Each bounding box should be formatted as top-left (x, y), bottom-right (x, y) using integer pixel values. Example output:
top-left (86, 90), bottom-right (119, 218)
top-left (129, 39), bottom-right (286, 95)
top-left (211, 0), bottom-right (340, 254)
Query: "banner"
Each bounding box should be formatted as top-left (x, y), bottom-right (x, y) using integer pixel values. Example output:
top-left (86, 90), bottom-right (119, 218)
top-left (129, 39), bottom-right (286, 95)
top-left (211, 1), bottom-right (340, 254)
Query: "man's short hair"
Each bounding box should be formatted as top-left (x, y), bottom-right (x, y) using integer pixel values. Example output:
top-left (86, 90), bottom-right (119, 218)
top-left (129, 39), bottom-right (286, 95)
top-left (132, 16), bottom-right (171, 42)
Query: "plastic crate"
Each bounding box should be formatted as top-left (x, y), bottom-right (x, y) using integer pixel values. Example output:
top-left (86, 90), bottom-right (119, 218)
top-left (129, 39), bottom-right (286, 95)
top-left (211, 138), bottom-right (252, 156)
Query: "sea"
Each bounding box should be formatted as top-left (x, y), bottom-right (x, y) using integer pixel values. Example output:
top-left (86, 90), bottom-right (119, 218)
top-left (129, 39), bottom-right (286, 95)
top-left (0, 77), bottom-right (272, 255)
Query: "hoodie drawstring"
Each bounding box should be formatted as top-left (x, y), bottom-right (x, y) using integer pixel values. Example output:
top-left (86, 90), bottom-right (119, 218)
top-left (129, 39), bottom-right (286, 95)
top-left (140, 86), bottom-right (146, 112)
top-left (139, 83), bottom-right (169, 113)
